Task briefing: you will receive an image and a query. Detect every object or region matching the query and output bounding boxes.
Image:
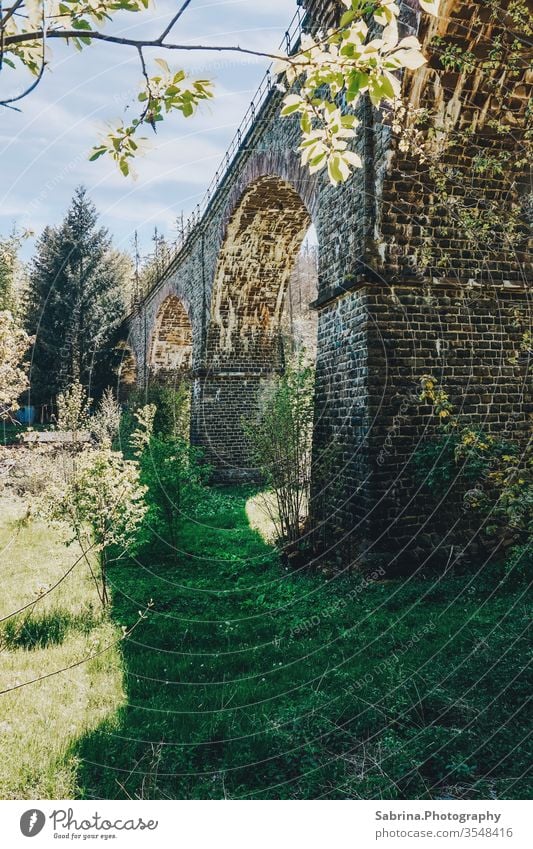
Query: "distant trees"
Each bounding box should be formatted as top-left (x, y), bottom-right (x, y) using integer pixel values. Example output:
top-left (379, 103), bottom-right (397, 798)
top-left (0, 228), bottom-right (29, 316)
top-left (0, 230), bottom-right (32, 420)
top-left (25, 187), bottom-right (129, 409)
top-left (0, 310), bottom-right (32, 420)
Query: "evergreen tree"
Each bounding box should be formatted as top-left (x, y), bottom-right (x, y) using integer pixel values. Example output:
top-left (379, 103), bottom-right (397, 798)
top-left (25, 187), bottom-right (127, 408)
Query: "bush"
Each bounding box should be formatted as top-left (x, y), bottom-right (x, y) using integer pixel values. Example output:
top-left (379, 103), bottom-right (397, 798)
top-left (55, 380), bottom-right (90, 432)
top-left (45, 444), bottom-right (148, 606)
top-left (92, 386), bottom-right (122, 445)
top-left (138, 435), bottom-right (209, 555)
top-left (0, 310), bottom-right (32, 421)
top-left (128, 384), bottom-right (190, 439)
top-left (244, 354), bottom-right (315, 547)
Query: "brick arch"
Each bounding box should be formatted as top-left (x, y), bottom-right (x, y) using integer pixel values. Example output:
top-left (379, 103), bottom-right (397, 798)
top-left (149, 294), bottom-right (193, 378)
top-left (129, 0), bottom-right (532, 546)
top-left (209, 174), bottom-right (315, 359)
top-left (116, 342), bottom-right (138, 402)
top-left (195, 173), bottom-right (318, 480)
top-left (218, 150), bottom-right (319, 238)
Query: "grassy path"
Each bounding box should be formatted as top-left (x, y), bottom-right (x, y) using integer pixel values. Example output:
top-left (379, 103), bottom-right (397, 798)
top-left (73, 487), bottom-right (531, 800)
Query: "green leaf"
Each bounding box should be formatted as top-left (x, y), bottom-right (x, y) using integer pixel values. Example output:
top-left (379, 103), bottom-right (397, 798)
top-left (301, 112), bottom-right (312, 135)
top-left (72, 18), bottom-right (92, 30)
top-left (328, 155), bottom-right (344, 184)
top-left (340, 10), bottom-right (356, 26)
top-left (89, 147), bottom-right (107, 161)
top-left (380, 74), bottom-right (396, 101)
top-left (154, 57), bottom-right (171, 74)
top-left (310, 151), bottom-right (327, 167)
top-left (281, 94), bottom-right (303, 117)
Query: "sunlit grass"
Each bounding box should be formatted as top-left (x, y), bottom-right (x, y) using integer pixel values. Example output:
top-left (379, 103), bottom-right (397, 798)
top-left (0, 495), bottom-right (124, 799)
top-left (245, 489), bottom-right (278, 543)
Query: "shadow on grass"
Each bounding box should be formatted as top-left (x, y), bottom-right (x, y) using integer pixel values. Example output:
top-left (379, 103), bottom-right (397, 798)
top-left (72, 486), bottom-right (284, 800)
top-left (1, 609), bottom-right (100, 650)
top-left (70, 488), bottom-right (533, 801)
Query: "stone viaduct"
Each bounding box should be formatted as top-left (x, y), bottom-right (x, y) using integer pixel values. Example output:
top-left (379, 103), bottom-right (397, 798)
top-left (125, 0), bottom-right (531, 565)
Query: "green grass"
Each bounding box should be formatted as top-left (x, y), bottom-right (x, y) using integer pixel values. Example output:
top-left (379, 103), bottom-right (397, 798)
top-left (0, 495), bottom-right (124, 799)
top-left (70, 486), bottom-right (531, 801)
top-left (0, 485), bottom-right (529, 800)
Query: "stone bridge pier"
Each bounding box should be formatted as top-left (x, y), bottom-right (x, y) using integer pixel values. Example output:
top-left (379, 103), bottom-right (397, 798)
top-left (125, 0), bottom-right (531, 564)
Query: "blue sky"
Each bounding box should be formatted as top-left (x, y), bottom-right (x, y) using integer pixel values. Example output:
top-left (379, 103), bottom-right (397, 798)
top-left (0, 0), bottom-right (296, 259)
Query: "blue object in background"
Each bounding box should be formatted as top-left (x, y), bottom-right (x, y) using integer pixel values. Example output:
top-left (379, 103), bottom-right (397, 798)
top-left (16, 406), bottom-right (36, 425)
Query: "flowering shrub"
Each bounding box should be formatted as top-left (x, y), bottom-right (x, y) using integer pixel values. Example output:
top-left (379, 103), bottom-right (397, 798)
top-left (56, 381), bottom-right (91, 432)
top-left (0, 310), bottom-right (32, 420)
top-left (91, 387), bottom-right (122, 446)
top-left (44, 404), bottom-right (154, 606)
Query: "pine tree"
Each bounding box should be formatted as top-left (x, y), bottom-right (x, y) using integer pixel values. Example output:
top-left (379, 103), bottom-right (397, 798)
top-left (25, 187), bottom-right (127, 408)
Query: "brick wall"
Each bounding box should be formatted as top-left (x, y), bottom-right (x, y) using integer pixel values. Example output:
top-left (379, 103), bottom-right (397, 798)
top-left (126, 0), bottom-right (531, 563)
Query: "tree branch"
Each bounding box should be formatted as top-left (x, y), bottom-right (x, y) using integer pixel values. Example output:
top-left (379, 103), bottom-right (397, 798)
top-left (1, 0), bottom-right (25, 28)
top-left (136, 43), bottom-right (153, 125)
top-left (3, 27), bottom-right (285, 62)
top-left (157, 0), bottom-right (193, 45)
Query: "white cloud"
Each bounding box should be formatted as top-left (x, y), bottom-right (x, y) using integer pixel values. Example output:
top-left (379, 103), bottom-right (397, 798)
top-left (1, 0), bottom-right (296, 257)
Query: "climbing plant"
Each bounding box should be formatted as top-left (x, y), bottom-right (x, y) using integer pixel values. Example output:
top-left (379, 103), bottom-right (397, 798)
top-left (414, 376), bottom-right (532, 553)
top-left (381, 0), bottom-right (532, 274)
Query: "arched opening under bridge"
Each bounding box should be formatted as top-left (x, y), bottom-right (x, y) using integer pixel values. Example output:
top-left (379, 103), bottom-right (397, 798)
top-left (149, 295), bottom-right (193, 382)
top-left (116, 343), bottom-right (138, 404)
top-left (196, 175), bottom-right (319, 481)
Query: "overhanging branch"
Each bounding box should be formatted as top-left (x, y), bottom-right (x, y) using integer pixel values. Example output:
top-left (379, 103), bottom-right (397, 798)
top-left (2, 27), bottom-right (286, 62)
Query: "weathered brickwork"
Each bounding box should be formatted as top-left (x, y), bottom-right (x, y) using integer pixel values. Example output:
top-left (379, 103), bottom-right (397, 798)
top-left (372, 0), bottom-right (532, 284)
top-left (126, 0), bottom-right (531, 562)
top-left (312, 281), bottom-right (531, 564)
top-left (149, 294), bottom-right (193, 384)
top-left (116, 343), bottom-right (138, 403)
